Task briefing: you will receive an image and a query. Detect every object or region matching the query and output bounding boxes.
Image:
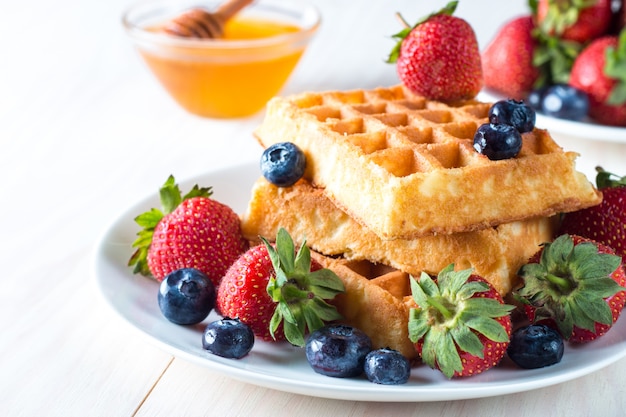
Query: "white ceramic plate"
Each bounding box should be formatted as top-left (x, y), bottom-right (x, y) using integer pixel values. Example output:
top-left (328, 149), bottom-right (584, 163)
top-left (478, 90), bottom-right (626, 144)
top-left (94, 162), bottom-right (626, 402)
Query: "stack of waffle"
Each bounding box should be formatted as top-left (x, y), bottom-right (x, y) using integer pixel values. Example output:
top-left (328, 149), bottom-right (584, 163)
top-left (241, 85), bottom-right (601, 358)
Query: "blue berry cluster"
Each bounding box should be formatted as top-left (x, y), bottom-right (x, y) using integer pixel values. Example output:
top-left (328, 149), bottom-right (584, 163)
top-left (474, 99), bottom-right (535, 160)
top-left (305, 324), bottom-right (411, 385)
top-left (528, 84), bottom-right (589, 121)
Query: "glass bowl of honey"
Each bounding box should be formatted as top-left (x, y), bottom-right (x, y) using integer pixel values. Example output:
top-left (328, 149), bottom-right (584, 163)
top-left (122, 0), bottom-right (320, 118)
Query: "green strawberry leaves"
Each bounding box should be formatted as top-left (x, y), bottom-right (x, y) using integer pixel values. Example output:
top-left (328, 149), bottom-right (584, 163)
top-left (605, 29), bottom-right (626, 105)
top-left (263, 228), bottom-right (344, 347)
top-left (128, 175), bottom-right (212, 277)
top-left (532, 29), bottom-right (582, 86)
top-left (595, 166), bottom-right (626, 189)
top-left (516, 234), bottom-right (625, 338)
top-left (538, 0), bottom-right (596, 37)
top-left (408, 265), bottom-right (513, 378)
top-left (387, 1), bottom-right (458, 63)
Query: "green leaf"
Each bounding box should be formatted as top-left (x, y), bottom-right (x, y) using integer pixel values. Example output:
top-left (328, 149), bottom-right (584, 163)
top-left (579, 277), bottom-right (626, 298)
top-left (457, 281), bottom-right (489, 300)
top-left (575, 253), bottom-right (621, 280)
top-left (462, 297), bottom-right (515, 318)
top-left (450, 324), bottom-right (484, 358)
top-left (408, 308), bottom-right (430, 342)
top-left (419, 272), bottom-right (441, 297)
top-left (294, 239), bottom-right (311, 274)
top-left (410, 274), bottom-right (430, 308)
top-left (276, 228), bottom-right (296, 273)
top-left (303, 306), bottom-right (325, 335)
top-left (436, 331), bottom-right (463, 379)
top-left (604, 30), bottom-right (626, 104)
top-left (308, 298), bottom-right (343, 322)
top-left (182, 183), bottom-right (213, 201)
top-left (308, 269), bottom-right (346, 291)
top-left (556, 301), bottom-right (575, 338)
top-left (439, 265), bottom-right (471, 296)
top-left (595, 167), bottom-right (626, 188)
top-left (278, 301), bottom-right (298, 326)
top-left (420, 328), bottom-right (438, 369)
top-left (283, 320), bottom-right (305, 347)
top-left (464, 316), bottom-right (510, 343)
top-left (133, 208), bottom-right (163, 229)
top-left (572, 293), bottom-right (614, 326)
top-left (158, 175), bottom-right (182, 215)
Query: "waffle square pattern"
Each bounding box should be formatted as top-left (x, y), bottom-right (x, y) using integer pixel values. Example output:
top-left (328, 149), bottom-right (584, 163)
top-left (255, 85), bottom-right (601, 240)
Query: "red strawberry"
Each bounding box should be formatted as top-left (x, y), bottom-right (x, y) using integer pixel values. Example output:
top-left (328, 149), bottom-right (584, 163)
top-left (516, 234), bottom-right (626, 343)
top-left (216, 228), bottom-right (345, 346)
top-left (387, 1), bottom-right (483, 101)
top-left (569, 33), bottom-right (626, 126)
top-left (482, 16), bottom-right (540, 99)
top-left (536, 0), bottom-right (613, 43)
top-left (408, 265), bottom-right (513, 378)
top-left (128, 175), bottom-right (248, 286)
top-left (559, 168), bottom-right (626, 257)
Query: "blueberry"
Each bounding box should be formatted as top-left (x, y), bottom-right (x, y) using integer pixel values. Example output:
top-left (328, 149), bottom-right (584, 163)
top-left (305, 324), bottom-right (372, 378)
top-left (260, 142), bottom-right (306, 187)
top-left (158, 268), bottom-right (216, 325)
top-left (540, 84), bottom-right (589, 121)
top-left (507, 324), bottom-right (564, 369)
top-left (489, 99), bottom-right (536, 133)
top-left (473, 123), bottom-right (522, 160)
top-left (364, 348), bottom-right (411, 385)
top-left (202, 318), bottom-right (255, 359)
top-left (527, 86), bottom-right (549, 111)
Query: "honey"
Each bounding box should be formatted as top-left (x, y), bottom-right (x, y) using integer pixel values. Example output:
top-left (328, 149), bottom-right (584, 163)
top-left (139, 16), bottom-right (308, 118)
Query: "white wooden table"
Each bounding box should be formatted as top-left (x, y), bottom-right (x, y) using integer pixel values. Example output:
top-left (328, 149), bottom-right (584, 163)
top-left (2, 0), bottom-right (625, 415)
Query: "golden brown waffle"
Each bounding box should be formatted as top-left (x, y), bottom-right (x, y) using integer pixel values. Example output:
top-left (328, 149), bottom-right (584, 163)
top-left (310, 252), bottom-right (417, 359)
top-left (254, 85), bottom-right (601, 240)
top-left (241, 177), bottom-right (558, 296)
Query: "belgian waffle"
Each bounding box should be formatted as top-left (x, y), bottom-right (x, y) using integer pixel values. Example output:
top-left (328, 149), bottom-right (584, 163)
top-left (241, 177), bottom-right (557, 297)
top-left (310, 252), bottom-right (417, 359)
top-left (254, 85), bottom-right (601, 240)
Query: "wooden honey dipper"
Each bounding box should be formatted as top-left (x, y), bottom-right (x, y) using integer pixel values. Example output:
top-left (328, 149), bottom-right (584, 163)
top-left (162, 0), bottom-right (254, 39)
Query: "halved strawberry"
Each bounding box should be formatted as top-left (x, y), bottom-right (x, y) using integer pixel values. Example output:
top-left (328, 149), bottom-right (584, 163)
top-left (216, 228), bottom-right (345, 346)
top-left (408, 265), bottom-right (514, 378)
top-left (516, 234), bottom-right (626, 343)
top-left (559, 167), bottom-right (626, 257)
top-left (128, 175), bottom-right (248, 286)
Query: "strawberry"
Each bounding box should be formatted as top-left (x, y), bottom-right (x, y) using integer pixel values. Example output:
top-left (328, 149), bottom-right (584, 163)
top-left (516, 234), bottom-right (626, 343)
top-left (536, 0), bottom-right (613, 43)
top-left (559, 168), bottom-right (626, 257)
top-left (216, 228), bottom-right (345, 346)
top-left (128, 175), bottom-right (248, 286)
top-left (387, 1), bottom-right (483, 101)
top-left (482, 16), bottom-right (541, 99)
top-left (569, 32), bottom-right (626, 126)
top-left (408, 265), bottom-right (514, 378)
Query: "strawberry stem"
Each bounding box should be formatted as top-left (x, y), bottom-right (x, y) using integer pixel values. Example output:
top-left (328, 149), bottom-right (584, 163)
top-left (545, 272), bottom-right (573, 293)
top-left (429, 297), bottom-right (454, 320)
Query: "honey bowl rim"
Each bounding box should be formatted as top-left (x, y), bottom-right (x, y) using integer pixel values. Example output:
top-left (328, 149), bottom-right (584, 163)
top-left (122, 0), bottom-right (322, 51)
